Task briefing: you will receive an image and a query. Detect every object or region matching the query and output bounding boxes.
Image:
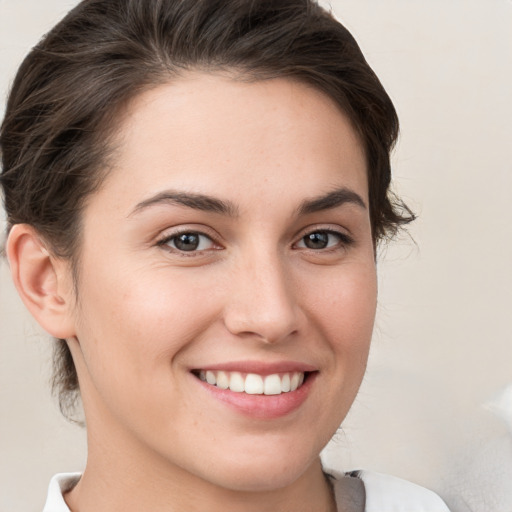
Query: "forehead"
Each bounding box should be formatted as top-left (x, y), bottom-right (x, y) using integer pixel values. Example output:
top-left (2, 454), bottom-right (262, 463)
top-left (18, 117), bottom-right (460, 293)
top-left (93, 73), bottom-right (368, 215)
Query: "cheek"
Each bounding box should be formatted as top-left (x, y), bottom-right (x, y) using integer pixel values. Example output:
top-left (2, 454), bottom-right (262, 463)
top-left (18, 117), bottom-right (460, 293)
top-left (73, 263), bottom-right (221, 373)
top-left (70, 267), bottom-right (204, 427)
top-left (296, 262), bottom-right (376, 434)
top-left (306, 261), bottom-right (377, 351)
top-left (303, 260), bottom-right (376, 415)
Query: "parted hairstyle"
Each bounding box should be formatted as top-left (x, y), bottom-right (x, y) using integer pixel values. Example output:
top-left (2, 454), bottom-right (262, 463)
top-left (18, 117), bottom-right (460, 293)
top-left (0, 0), bottom-right (414, 419)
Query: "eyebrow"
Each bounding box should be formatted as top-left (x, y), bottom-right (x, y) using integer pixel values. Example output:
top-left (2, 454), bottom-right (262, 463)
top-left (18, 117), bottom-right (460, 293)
top-left (298, 187), bottom-right (367, 215)
top-left (130, 191), bottom-right (239, 217)
top-left (130, 186), bottom-right (366, 218)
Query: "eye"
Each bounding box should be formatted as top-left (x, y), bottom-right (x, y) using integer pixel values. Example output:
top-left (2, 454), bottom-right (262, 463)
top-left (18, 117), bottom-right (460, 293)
top-left (295, 230), bottom-right (351, 250)
top-left (158, 231), bottom-right (216, 252)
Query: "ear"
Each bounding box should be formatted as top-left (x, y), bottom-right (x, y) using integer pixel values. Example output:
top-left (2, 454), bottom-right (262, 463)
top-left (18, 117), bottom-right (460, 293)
top-left (6, 224), bottom-right (76, 339)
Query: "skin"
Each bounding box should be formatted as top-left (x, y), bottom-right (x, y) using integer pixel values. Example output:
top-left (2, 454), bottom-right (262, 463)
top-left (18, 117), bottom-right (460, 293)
top-left (8, 73), bottom-right (374, 511)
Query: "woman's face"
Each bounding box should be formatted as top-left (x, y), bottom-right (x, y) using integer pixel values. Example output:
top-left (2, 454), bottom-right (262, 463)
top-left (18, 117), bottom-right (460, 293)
top-left (67, 73), bottom-right (376, 491)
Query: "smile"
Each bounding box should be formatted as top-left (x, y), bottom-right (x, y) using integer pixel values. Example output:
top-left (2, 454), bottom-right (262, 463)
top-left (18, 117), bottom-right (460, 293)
top-left (196, 370), bottom-right (306, 395)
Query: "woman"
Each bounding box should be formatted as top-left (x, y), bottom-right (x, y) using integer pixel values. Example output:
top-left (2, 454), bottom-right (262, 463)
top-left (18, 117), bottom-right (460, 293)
top-left (1, 0), bottom-right (450, 510)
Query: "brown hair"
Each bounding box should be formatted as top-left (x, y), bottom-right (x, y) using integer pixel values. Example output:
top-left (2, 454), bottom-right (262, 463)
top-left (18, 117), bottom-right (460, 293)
top-left (0, 0), bottom-right (413, 418)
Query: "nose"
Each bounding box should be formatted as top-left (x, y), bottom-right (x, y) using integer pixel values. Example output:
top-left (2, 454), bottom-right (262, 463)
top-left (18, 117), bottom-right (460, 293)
top-left (223, 252), bottom-right (300, 344)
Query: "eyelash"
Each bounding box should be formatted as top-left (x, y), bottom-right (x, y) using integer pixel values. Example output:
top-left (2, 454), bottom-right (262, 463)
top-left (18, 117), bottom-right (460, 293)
top-left (156, 227), bottom-right (354, 255)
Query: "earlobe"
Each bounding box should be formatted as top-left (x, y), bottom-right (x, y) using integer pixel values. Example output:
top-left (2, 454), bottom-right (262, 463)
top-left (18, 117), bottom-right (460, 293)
top-left (6, 224), bottom-right (76, 339)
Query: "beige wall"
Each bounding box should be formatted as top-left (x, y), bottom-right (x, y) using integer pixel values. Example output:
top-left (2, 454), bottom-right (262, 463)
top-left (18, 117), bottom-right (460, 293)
top-left (1, 1), bottom-right (511, 510)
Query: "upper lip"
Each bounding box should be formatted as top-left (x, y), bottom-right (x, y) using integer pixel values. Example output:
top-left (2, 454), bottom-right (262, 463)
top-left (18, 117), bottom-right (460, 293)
top-left (190, 361), bottom-right (318, 376)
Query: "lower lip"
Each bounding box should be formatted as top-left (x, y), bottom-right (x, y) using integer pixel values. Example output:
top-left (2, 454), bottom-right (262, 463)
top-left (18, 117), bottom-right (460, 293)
top-left (194, 372), bottom-right (317, 419)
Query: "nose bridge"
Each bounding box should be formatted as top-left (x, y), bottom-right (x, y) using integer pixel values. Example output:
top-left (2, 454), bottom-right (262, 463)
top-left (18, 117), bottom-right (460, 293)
top-left (223, 245), bottom-right (299, 343)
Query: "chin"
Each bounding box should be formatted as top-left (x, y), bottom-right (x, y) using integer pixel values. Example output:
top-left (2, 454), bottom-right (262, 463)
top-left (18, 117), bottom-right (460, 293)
top-left (208, 463), bottom-right (309, 493)
top-left (192, 438), bottom-right (323, 493)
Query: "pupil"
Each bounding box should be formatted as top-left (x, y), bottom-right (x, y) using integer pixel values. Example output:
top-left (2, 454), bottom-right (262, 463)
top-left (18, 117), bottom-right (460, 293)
top-left (175, 233), bottom-right (199, 251)
top-left (305, 232), bottom-right (328, 249)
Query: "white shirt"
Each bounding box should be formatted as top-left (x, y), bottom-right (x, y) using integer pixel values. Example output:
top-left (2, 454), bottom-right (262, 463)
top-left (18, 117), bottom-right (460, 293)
top-left (43, 471), bottom-right (450, 511)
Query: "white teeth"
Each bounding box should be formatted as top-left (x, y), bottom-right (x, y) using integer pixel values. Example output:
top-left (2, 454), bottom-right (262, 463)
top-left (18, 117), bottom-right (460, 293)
top-left (197, 370), bottom-right (306, 395)
top-left (245, 373), bottom-right (264, 394)
top-left (229, 372), bottom-right (245, 393)
top-left (264, 374), bottom-right (282, 395)
top-left (216, 371), bottom-right (229, 389)
top-left (281, 373), bottom-right (291, 392)
top-left (206, 370), bottom-right (216, 385)
top-left (290, 373), bottom-right (300, 391)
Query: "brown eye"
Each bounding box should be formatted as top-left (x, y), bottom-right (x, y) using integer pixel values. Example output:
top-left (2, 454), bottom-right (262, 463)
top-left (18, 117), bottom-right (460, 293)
top-left (296, 230), bottom-right (351, 250)
top-left (160, 232), bottom-right (215, 252)
top-left (174, 233), bottom-right (201, 251)
top-left (303, 232), bottom-right (330, 249)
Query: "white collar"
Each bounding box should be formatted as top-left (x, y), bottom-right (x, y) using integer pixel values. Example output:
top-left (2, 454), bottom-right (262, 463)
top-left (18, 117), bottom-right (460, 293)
top-left (43, 473), bottom-right (80, 512)
top-left (330, 470), bottom-right (450, 511)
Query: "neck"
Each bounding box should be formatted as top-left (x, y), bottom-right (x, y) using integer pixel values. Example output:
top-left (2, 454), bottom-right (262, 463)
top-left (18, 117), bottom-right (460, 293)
top-left (65, 426), bottom-right (336, 512)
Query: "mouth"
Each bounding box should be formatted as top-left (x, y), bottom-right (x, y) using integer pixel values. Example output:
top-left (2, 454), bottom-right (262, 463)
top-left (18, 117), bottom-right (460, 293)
top-left (192, 369), bottom-right (309, 395)
top-left (190, 362), bottom-right (317, 418)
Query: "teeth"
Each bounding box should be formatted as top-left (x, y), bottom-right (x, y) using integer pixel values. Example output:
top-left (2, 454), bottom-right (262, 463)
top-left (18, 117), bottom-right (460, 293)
top-left (245, 373), bottom-right (264, 394)
top-left (229, 372), bottom-right (245, 393)
top-left (197, 370), bottom-right (306, 395)
top-left (206, 370), bottom-right (216, 385)
top-left (216, 371), bottom-right (229, 390)
top-left (263, 374), bottom-right (282, 395)
top-left (281, 373), bottom-right (291, 392)
top-left (290, 373), bottom-right (300, 391)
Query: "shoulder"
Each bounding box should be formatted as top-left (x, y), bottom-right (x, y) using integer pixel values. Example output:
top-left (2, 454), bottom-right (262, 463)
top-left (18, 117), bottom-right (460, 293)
top-left (43, 473), bottom-right (80, 512)
top-left (330, 470), bottom-right (451, 512)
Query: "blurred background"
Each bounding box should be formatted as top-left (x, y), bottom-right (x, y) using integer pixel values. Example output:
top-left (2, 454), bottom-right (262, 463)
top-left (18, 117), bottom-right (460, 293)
top-left (1, 1), bottom-right (511, 510)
